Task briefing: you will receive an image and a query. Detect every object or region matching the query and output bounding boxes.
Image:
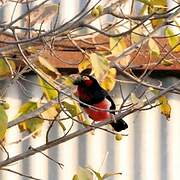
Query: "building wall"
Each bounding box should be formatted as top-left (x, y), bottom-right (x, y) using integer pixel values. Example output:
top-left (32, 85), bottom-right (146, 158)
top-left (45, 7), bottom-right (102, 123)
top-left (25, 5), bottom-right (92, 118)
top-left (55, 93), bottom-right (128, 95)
top-left (0, 75), bottom-right (180, 180)
top-left (0, 0), bottom-right (179, 180)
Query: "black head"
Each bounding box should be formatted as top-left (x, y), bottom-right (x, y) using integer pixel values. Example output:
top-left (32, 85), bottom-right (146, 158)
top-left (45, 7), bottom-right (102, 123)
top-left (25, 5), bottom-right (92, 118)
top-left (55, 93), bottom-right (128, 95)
top-left (73, 75), bottom-right (100, 88)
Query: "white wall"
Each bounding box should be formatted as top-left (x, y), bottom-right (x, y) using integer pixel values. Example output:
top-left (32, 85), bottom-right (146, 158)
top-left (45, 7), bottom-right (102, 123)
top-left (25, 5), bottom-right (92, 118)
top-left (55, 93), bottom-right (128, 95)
top-left (0, 75), bottom-right (180, 180)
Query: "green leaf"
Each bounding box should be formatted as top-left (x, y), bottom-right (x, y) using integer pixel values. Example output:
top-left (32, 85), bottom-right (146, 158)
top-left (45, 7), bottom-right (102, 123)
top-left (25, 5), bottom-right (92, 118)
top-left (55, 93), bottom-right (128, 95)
top-left (16, 101), bottom-right (37, 118)
top-left (16, 102), bottom-right (44, 137)
top-left (148, 38), bottom-right (160, 57)
top-left (89, 53), bottom-right (109, 81)
top-left (62, 101), bottom-right (78, 117)
top-left (72, 175), bottom-right (79, 180)
top-left (103, 172), bottom-right (122, 179)
top-left (0, 105), bottom-right (8, 142)
top-left (26, 117), bottom-right (44, 137)
top-left (0, 59), bottom-right (16, 78)
top-left (62, 101), bottom-right (84, 122)
top-left (38, 77), bottom-right (58, 100)
top-left (165, 27), bottom-right (180, 52)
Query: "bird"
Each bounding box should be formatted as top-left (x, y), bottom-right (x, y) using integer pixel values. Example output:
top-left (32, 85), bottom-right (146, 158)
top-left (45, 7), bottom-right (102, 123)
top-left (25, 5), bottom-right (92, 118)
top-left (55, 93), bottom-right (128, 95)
top-left (73, 75), bottom-right (128, 132)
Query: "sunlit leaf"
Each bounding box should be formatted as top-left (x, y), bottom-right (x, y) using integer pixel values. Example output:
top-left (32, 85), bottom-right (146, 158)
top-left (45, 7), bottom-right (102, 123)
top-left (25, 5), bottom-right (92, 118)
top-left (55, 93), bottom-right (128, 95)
top-left (35, 56), bottom-right (60, 79)
top-left (117, 55), bottom-right (131, 68)
top-left (149, 0), bottom-right (167, 28)
top-left (161, 59), bottom-right (174, 66)
top-left (100, 68), bottom-right (117, 91)
top-left (159, 96), bottom-right (171, 120)
top-left (0, 59), bottom-right (16, 78)
top-left (87, 167), bottom-right (103, 180)
top-left (165, 27), bottom-right (180, 52)
top-left (78, 59), bottom-right (91, 73)
top-left (38, 77), bottom-right (58, 101)
top-left (148, 38), bottom-right (160, 57)
top-left (0, 105), bottom-right (8, 142)
top-left (131, 26), bottom-right (144, 44)
top-left (140, 4), bottom-right (148, 15)
top-left (89, 53), bottom-right (109, 81)
top-left (110, 36), bottom-right (126, 56)
top-left (130, 93), bottom-right (144, 109)
top-left (76, 167), bottom-right (93, 180)
top-left (61, 76), bottom-right (74, 87)
top-left (91, 5), bottom-right (103, 17)
top-left (150, 0), bottom-right (167, 6)
top-left (41, 106), bottom-right (59, 120)
top-left (103, 172), bottom-right (122, 179)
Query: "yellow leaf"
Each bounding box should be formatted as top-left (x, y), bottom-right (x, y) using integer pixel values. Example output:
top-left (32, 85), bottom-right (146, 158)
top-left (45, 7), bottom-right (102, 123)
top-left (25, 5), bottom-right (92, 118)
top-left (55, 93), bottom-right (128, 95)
top-left (165, 28), bottom-right (180, 52)
top-left (161, 59), bottom-right (174, 66)
top-left (149, 0), bottom-right (167, 28)
top-left (41, 106), bottom-right (59, 120)
top-left (78, 59), bottom-right (91, 73)
top-left (159, 96), bottom-right (171, 120)
top-left (76, 167), bottom-right (93, 180)
top-left (100, 68), bottom-right (117, 91)
top-left (38, 56), bottom-right (59, 74)
top-left (0, 105), bottom-right (8, 142)
top-left (38, 77), bottom-right (58, 100)
top-left (36, 56), bottom-right (60, 79)
top-left (89, 53), bottom-right (109, 81)
top-left (91, 5), bottom-right (103, 17)
top-left (61, 76), bottom-right (74, 87)
top-left (110, 37), bottom-right (126, 56)
top-left (148, 38), bottom-right (160, 57)
top-left (150, 0), bottom-right (167, 6)
top-left (131, 26), bottom-right (144, 44)
top-left (0, 59), bottom-right (16, 78)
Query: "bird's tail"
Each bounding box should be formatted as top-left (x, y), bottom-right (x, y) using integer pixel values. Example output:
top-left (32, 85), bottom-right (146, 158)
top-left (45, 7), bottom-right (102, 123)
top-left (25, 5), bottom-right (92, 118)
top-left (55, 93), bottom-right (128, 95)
top-left (110, 119), bottom-right (128, 132)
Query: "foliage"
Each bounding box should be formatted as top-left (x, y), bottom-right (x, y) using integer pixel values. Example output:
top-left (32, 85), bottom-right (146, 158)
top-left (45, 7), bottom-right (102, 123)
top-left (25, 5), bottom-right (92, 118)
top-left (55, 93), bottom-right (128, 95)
top-left (0, 0), bottom-right (179, 179)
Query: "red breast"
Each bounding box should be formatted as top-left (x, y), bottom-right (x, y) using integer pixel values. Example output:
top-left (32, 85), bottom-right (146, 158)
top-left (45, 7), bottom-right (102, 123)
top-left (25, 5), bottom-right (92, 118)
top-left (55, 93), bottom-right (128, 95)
top-left (84, 98), bottom-right (112, 121)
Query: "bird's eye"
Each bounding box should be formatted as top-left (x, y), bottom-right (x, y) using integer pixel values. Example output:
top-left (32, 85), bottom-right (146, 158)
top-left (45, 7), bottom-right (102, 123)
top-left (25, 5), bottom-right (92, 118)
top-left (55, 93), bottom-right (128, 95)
top-left (82, 76), bottom-right (90, 81)
top-left (82, 76), bottom-right (93, 86)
